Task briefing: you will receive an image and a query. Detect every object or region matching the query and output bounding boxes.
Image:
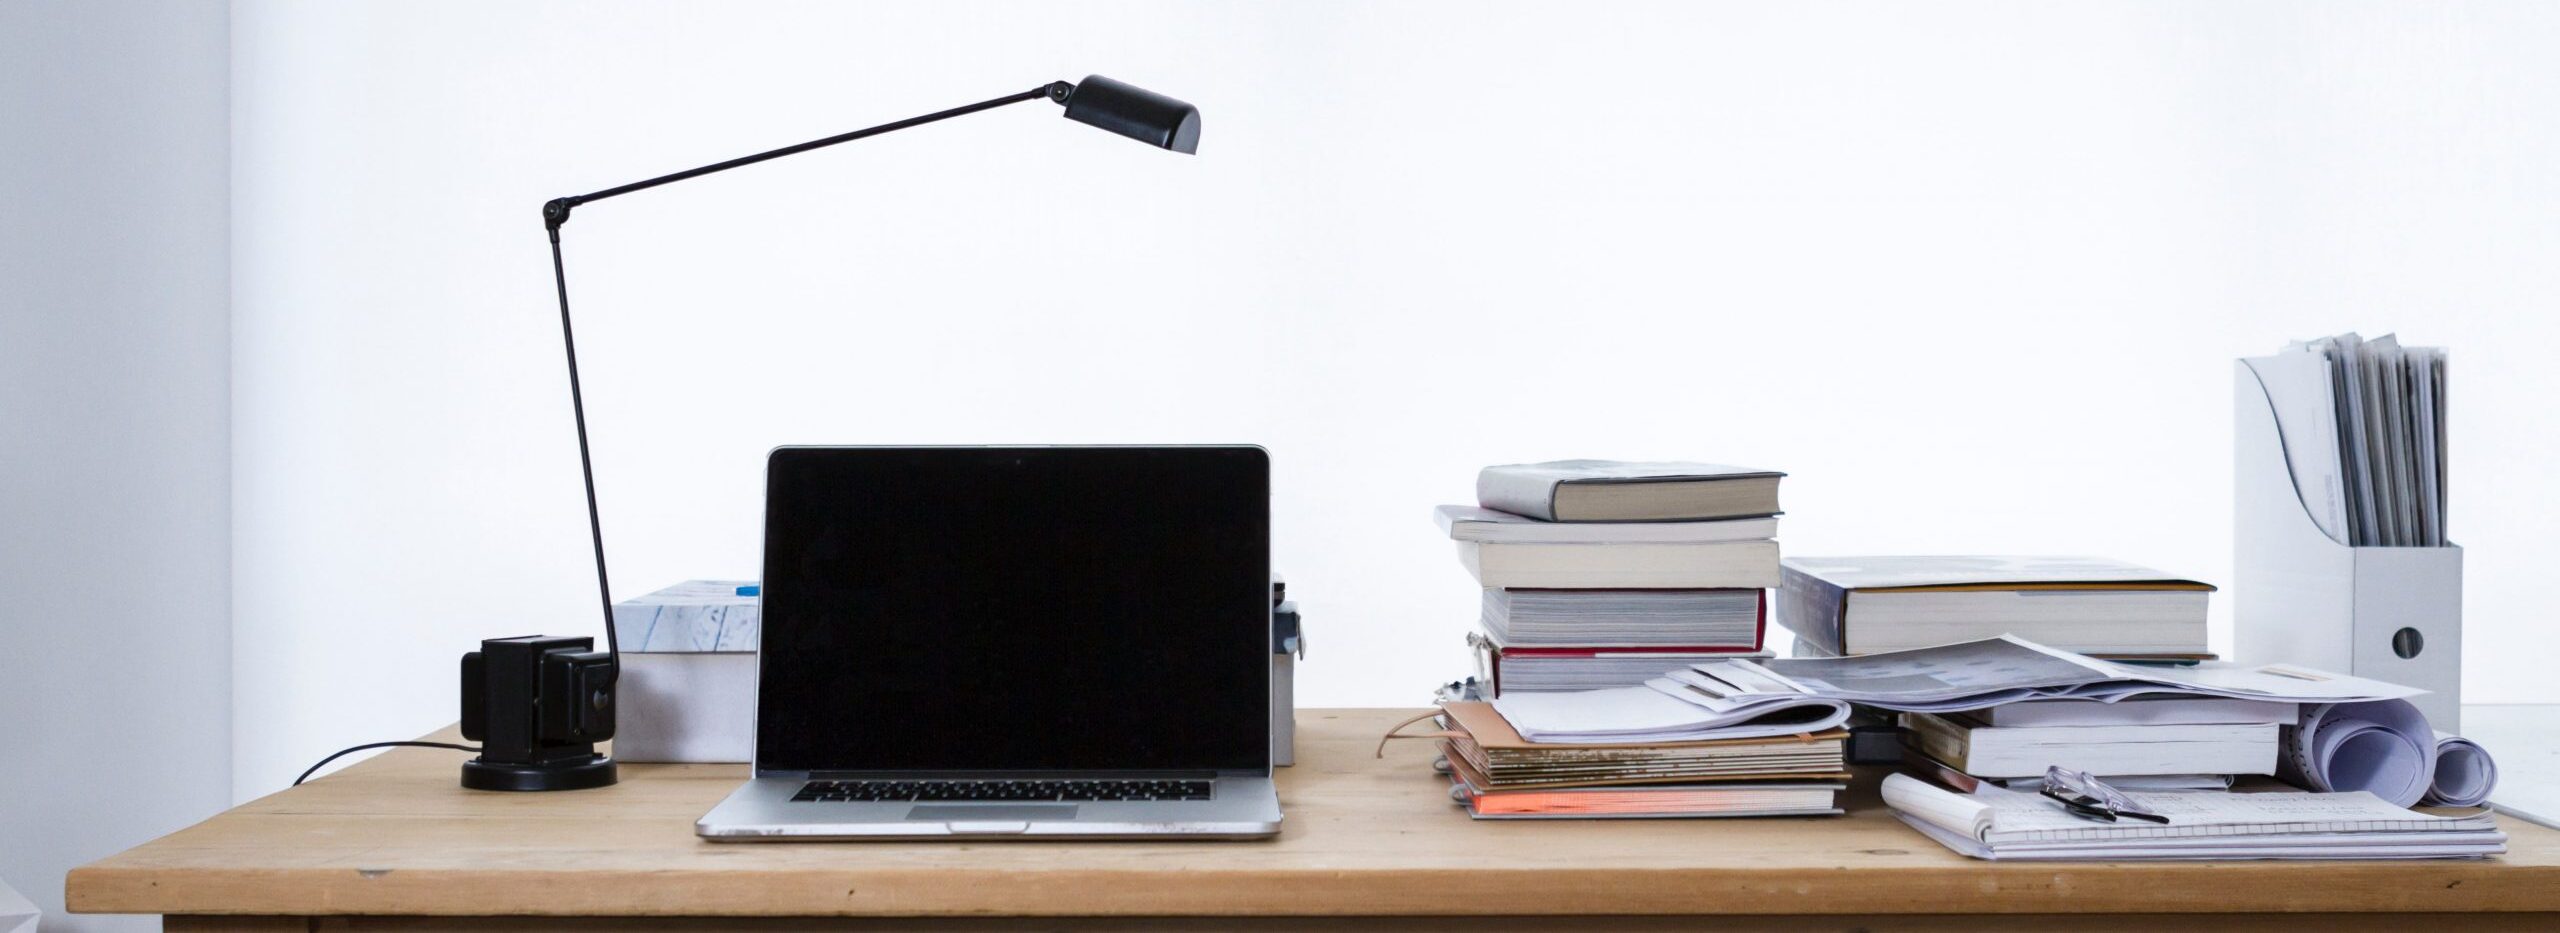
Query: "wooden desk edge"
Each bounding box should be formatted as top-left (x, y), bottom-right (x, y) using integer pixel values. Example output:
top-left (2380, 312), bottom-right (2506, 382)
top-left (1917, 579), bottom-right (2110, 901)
top-left (149, 913), bottom-right (2560, 933)
top-left (68, 859), bottom-right (2560, 918)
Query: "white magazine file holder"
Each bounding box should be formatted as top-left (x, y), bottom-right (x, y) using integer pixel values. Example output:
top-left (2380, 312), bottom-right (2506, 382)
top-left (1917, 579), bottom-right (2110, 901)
top-left (2234, 361), bottom-right (2463, 731)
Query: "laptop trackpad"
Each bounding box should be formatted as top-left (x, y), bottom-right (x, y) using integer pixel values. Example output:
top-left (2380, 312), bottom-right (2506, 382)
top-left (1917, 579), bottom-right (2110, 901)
top-left (905, 804), bottom-right (1078, 823)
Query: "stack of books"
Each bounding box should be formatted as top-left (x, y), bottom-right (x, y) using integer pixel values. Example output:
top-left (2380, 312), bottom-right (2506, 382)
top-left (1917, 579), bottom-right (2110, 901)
top-left (1433, 699), bottom-right (1848, 819)
top-left (1776, 555), bottom-right (2215, 660)
top-left (1436, 460), bottom-right (1786, 695)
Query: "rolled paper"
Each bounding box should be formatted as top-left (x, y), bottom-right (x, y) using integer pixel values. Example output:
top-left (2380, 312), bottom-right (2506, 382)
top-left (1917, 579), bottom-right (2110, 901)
top-left (2423, 732), bottom-right (2498, 808)
top-left (2278, 699), bottom-right (2437, 807)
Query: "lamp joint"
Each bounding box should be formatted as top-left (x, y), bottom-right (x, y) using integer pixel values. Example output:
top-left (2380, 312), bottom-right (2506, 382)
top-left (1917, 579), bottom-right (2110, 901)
top-left (543, 196), bottom-right (581, 236)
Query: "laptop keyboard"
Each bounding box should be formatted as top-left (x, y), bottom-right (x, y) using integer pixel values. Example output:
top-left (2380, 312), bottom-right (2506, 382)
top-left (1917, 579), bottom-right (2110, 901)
top-left (792, 779), bottom-right (1213, 802)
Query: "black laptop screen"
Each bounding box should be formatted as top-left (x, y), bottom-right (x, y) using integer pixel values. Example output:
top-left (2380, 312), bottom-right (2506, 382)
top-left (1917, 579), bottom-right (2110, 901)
top-left (755, 446), bottom-right (1270, 773)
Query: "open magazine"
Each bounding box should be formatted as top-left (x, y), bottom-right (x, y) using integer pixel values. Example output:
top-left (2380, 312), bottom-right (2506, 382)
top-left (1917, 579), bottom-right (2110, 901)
top-left (1707, 635), bottom-right (2425, 712)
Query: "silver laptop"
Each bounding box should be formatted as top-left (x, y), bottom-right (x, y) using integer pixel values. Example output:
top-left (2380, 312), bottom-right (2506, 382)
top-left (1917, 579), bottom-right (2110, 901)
top-left (697, 445), bottom-right (1282, 840)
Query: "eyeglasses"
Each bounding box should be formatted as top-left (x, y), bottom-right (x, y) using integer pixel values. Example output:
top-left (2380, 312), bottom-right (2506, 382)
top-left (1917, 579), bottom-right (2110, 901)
top-left (2039, 766), bottom-right (2170, 824)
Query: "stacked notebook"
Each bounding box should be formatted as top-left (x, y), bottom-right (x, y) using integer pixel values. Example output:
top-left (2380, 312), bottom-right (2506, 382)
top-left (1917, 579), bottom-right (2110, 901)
top-left (1438, 460), bottom-right (1785, 695)
top-left (1776, 555), bottom-right (2214, 659)
top-left (1433, 699), bottom-right (1847, 819)
top-left (1882, 773), bottom-right (2504, 860)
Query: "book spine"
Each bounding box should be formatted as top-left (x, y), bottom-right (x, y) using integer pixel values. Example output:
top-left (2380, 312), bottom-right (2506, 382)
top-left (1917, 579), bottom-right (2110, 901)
top-left (1775, 564), bottom-right (1848, 655)
top-left (1900, 712), bottom-right (1976, 774)
top-left (1752, 589), bottom-right (1768, 653)
top-left (1475, 468), bottom-right (1562, 522)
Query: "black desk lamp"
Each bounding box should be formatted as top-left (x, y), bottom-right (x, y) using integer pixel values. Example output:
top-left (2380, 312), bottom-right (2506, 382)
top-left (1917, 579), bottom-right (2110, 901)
top-left (457, 76), bottom-right (1201, 791)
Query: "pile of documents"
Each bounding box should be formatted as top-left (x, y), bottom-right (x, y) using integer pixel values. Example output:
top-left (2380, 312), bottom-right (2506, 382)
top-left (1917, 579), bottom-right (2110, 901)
top-left (1429, 698), bottom-right (1847, 819)
top-left (1404, 632), bottom-right (2510, 848)
top-left (1882, 772), bottom-right (2505, 860)
top-left (1436, 460), bottom-right (1786, 695)
top-left (2242, 332), bottom-right (2449, 546)
top-left (1744, 636), bottom-right (2508, 859)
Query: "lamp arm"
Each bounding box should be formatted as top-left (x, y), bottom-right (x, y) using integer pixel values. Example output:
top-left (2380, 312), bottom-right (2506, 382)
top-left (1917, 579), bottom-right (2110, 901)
top-left (544, 83), bottom-right (1067, 235)
top-left (540, 80), bottom-right (1070, 680)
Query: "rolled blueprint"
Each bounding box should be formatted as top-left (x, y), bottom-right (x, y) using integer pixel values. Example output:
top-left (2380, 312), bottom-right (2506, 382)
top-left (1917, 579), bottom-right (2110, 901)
top-left (2279, 699), bottom-right (2436, 807)
top-left (2423, 732), bottom-right (2499, 808)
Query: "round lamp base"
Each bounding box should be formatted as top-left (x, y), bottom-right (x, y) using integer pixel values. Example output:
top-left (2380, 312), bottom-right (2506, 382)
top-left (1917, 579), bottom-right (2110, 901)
top-left (460, 755), bottom-right (617, 792)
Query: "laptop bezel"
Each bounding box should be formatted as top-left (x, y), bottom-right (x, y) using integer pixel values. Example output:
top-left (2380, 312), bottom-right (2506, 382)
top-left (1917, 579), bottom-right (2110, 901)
top-left (746, 444), bottom-right (1273, 781)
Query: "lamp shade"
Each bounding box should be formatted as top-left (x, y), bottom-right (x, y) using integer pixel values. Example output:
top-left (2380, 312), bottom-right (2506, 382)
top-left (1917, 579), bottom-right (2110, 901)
top-left (1061, 75), bottom-right (1201, 153)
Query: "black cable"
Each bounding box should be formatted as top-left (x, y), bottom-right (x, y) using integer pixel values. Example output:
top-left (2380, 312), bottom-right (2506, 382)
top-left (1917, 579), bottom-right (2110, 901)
top-left (294, 741), bottom-right (480, 786)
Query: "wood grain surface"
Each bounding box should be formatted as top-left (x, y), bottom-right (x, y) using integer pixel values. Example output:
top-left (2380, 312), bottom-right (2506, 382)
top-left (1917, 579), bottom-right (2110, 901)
top-left (74, 709), bottom-right (2560, 920)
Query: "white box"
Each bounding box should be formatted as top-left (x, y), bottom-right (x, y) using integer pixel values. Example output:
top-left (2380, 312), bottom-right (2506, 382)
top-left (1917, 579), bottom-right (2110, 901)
top-left (615, 651), bottom-right (756, 763)
top-left (611, 581), bottom-right (759, 763)
top-left (2235, 361), bottom-right (2463, 731)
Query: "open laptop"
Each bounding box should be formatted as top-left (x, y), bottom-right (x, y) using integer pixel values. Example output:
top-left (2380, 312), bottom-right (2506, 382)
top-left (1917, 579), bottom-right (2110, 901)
top-left (696, 445), bottom-right (1282, 840)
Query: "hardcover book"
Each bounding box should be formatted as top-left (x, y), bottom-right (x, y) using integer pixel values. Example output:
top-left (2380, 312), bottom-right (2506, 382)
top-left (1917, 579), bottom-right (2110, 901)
top-left (1778, 556), bottom-right (2212, 657)
top-left (1476, 460), bottom-right (1784, 522)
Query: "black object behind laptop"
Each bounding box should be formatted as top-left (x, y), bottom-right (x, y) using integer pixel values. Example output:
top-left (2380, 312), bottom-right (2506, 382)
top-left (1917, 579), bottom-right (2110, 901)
top-left (696, 445), bottom-right (1282, 839)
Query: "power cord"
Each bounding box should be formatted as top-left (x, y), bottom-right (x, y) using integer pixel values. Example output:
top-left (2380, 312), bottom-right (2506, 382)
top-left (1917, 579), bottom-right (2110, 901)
top-left (294, 741), bottom-right (481, 786)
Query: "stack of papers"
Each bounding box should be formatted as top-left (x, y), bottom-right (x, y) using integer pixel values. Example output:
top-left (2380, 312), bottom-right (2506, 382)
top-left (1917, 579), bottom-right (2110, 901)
top-left (2247, 333), bottom-right (2449, 546)
top-left (1480, 588), bottom-right (1763, 646)
top-left (1733, 638), bottom-right (2500, 814)
top-left (1430, 700), bottom-right (1847, 819)
top-left (1883, 773), bottom-right (2505, 860)
top-left (1438, 701), bottom-right (1846, 788)
top-left (1731, 636), bottom-right (2422, 713)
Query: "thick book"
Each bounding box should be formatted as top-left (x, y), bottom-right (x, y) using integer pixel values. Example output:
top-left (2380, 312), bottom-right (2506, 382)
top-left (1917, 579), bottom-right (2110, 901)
top-left (1778, 556), bottom-right (2212, 656)
top-left (1436, 505), bottom-right (1778, 544)
top-left (1471, 632), bottom-right (1769, 694)
top-left (1476, 460), bottom-right (1784, 522)
top-left (1901, 711), bottom-right (2279, 779)
top-left (1482, 588), bottom-right (1765, 648)
top-left (1457, 540), bottom-right (1781, 589)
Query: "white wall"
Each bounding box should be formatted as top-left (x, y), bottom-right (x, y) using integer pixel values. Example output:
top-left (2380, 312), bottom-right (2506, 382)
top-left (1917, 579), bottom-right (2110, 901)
top-left (230, 1), bottom-right (2560, 794)
top-left (1, 2), bottom-right (232, 930)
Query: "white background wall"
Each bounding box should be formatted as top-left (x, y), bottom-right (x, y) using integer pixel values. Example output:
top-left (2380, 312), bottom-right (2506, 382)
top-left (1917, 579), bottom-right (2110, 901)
top-left (2, 2), bottom-right (232, 930)
top-left (221, 0), bottom-right (2560, 797)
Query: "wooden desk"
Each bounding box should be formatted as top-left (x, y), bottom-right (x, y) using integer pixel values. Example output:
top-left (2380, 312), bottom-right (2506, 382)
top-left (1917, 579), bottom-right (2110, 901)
top-left (70, 709), bottom-right (2560, 931)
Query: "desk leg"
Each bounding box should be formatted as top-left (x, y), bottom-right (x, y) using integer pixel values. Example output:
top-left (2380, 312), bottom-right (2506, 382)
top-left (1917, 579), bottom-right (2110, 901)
top-left (165, 918), bottom-right (310, 932)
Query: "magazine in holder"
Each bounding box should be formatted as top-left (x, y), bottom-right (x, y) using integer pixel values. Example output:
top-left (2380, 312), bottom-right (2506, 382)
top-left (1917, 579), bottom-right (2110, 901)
top-left (2234, 360), bottom-right (2462, 731)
